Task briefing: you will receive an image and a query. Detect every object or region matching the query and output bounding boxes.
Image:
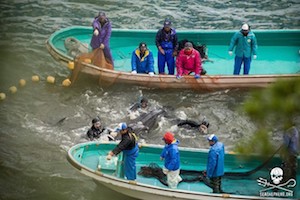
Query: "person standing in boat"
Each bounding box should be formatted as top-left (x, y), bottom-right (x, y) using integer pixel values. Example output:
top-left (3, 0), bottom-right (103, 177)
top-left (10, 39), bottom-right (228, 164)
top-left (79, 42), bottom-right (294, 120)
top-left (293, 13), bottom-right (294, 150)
top-left (90, 11), bottom-right (114, 65)
top-left (106, 123), bottom-right (139, 180)
top-left (228, 23), bottom-right (257, 75)
top-left (155, 19), bottom-right (178, 75)
top-left (131, 42), bottom-right (155, 76)
top-left (86, 117), bottom-right (114, 141)
top-left (281, 125), bottom-right (299, 182)
top-left (175, 42), bottom-right (202, 79)
top-left (205, 134), bottom-right (224, 193)
top-left (160, 132), bottom-right (182, 189)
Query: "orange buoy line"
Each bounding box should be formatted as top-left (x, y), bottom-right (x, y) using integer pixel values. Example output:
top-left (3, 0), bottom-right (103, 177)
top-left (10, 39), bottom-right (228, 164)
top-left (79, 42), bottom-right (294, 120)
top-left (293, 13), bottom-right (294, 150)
top-left (0, 74), bottom-right (73, 101)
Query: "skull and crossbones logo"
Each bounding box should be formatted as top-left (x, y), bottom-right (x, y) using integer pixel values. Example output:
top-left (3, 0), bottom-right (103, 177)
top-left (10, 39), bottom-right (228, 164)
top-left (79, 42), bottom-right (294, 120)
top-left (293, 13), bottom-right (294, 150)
top-left (270, 167), bottom-right (283, 184)
top-left (257, 167), bottom-right (296, 193)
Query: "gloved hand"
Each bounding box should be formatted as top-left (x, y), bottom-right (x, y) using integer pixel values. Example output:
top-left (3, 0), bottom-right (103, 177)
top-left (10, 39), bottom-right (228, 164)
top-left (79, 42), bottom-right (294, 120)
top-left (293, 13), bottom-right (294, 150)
top-left (94, 29), bottom-right (99, 36)
top-left (149, 72), bottom-right (154, 76)
top-left (176, 75), bottom-right (182, 79)
top-left (131, 70), bottom-right (137, 74)
top-left (100, 43), bottom-right (105, 49)
top-left (194, 74), bottom-right (201, 79)
top-left (106, 154), bottom-right (112, 160)
top-left (253, 55), bottom-right (257, 60)
top-left (228, 51), bottom-right (233, 56)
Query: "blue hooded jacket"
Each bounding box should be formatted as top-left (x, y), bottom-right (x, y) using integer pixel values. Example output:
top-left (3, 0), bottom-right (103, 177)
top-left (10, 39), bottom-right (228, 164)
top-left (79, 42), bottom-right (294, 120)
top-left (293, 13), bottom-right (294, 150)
top-left (160, 140), bottom-right (180, 171)
top-left (228, 30), bottom-right (257, 58)
top-left (131, 49), bottom-right (154, 73)
top-left (206, 141), bottom-right (225, 178)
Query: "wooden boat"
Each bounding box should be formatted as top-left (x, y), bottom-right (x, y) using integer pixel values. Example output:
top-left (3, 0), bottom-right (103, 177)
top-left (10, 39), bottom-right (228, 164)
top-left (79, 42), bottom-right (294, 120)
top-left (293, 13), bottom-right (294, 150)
top-left (46, 26), bottom-right (300, 90)
top-left (67, 141), bottom-right (299, 200)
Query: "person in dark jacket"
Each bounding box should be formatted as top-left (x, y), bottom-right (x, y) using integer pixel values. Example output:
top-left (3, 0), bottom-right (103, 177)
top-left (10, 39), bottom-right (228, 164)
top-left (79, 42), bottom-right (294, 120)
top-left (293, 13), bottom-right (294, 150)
top-left (90, 11), bottom-right (113, 65)
top-left (281, 126), bottom-right (299, 182)
top-left (228, 23), bottom-right (257, 75)
top-left (205, 134), bottom-right (225, 193)
top-left (106, 122), bottom-right (139, 180)
top-left (131, 42), bottom-right (154, 76)
top-left (155, 19), bottom-right (178, 75)
top-left (86, 117), bottom-right (114, 141)
top-left (177, 118), bottom-right (210, 134)
top-left (160, 132), bottom-right (182, 188)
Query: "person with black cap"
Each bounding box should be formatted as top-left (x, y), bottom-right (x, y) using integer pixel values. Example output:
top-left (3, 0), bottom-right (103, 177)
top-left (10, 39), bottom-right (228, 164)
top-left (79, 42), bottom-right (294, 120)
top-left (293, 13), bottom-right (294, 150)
top-left (131, 42), bottom-right (154, 76)
top-left (160, 132), bottom-right (182, 189)
top-left (155, 19), bottom-right (178, 75)
top-left (106, 122), bottom-right (139, 180)
top-left (86, 117), bottom-right (114, 141)
top-left (228, 23), bottom-right (257, 75)
top-left (204, 134), bottom-right (225, 193)
top-left (176, 42), bottom-right (202, 79)
top-left (90, 11), bottom-right (114, 65)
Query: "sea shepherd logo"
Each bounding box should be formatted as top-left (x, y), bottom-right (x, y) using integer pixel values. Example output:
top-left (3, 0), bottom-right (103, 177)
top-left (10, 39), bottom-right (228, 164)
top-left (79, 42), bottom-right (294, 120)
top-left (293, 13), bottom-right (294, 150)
top-left (257, 167), bottom-right (296, 197)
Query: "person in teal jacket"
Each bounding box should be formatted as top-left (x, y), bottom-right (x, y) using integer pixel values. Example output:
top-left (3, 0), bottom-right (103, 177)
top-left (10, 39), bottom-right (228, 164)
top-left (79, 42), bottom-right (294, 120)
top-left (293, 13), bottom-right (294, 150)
top-left (205, 134), bottom-right (225, 193)
top-left (228, 23), bottom-right (257, 75)
top-left (131, 42), bottom-right (155, 76)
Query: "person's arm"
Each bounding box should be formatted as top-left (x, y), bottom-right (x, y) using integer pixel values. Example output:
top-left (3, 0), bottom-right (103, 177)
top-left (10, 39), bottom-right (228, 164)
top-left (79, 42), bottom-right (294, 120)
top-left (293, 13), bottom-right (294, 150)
top-left (172, 29), bottom-right (179, 52)
top-left (178, 120), bottom-right (200, 128)
top-left (155, 29), bottom-right (162, 49)
top-left (87, 129), bottom-right (94, 140)
top-left (228, 32), bottom-right (238, 52)
top-left (160, 146), bottom-right (167, 160)
top-left (112, 135), bottom-right (131, 156)
top-left (102, 21), bottom-right (112, 47)
top-left (194, 50), bottom-right (202, 75)
top-left (176, 51), bottom-right (183, 76)
top-left (251, 33), bottom-right (258, 56)
top-left (131, 51), bottom-right (137, 72)
top-left (206, 150), bottom-right (217, 178)
top-left (148, 51), bottom-right (155, 73)
top-left (92, 18), bottom-right (100, 30)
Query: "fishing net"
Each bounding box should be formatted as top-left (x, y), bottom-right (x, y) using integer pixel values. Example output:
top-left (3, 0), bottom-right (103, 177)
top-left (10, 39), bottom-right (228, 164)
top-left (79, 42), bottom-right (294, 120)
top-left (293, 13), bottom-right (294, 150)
top-left (64, 37), bottom-right (114, 84)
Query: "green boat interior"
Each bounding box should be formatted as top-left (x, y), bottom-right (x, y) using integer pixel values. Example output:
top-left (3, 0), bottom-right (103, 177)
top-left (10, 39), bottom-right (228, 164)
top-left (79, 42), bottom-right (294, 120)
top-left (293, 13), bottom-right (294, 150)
top-left (50, 26), bottom-right (300, 75)
top-left (69, 142), bottom-right (300, 198)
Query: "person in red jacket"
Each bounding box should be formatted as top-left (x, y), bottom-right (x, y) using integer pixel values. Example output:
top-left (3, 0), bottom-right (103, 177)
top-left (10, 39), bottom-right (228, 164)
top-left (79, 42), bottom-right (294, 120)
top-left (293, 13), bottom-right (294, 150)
top-left (176, 42), bottom-right (202, 79)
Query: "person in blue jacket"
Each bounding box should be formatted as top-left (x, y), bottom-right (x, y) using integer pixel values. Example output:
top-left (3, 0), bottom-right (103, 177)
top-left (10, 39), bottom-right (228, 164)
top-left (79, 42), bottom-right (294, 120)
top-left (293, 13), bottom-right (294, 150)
top-left (131, 42), bottom-right (154, 76)
top-left (228, 23), bottom-right (257, 75)
top-left (160, 132), bottom-right (182, 189)
top-left (155, 19), bottom-right (178, 75)
top-left (205, 134), bottom-right (225, 193)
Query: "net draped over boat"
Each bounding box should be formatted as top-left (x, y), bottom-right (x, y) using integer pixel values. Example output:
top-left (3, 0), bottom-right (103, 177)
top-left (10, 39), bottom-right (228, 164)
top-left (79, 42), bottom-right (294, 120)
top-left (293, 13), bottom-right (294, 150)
top-left (64, 37), bottom-right (113, 84)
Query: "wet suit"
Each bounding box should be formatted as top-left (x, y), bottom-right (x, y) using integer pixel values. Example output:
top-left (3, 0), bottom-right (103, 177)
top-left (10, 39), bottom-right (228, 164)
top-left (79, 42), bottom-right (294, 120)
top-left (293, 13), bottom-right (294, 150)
top-left (177, 120), bottom-right (209, 130)
top-left (86, 126), bottom-right (113, 141)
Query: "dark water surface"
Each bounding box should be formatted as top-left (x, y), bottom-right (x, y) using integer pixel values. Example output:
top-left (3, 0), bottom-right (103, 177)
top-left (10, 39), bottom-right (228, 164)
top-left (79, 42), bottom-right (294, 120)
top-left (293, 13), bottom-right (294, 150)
top-left (0, 1), bottom-right (299, 199)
